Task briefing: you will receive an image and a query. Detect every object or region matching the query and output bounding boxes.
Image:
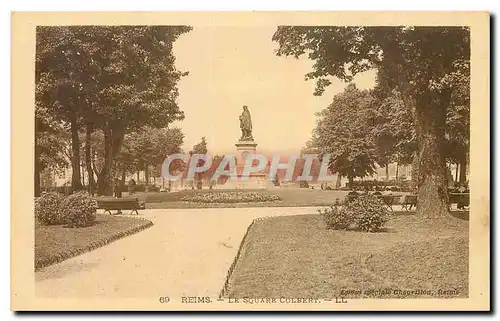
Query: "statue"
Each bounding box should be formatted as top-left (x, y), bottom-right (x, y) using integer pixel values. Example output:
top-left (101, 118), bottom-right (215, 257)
top-left (239, 105), bottom-right (253, 140)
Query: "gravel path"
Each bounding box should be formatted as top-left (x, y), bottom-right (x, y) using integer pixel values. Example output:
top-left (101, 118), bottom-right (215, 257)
top-left (35, 207), bottom-right (320, 299)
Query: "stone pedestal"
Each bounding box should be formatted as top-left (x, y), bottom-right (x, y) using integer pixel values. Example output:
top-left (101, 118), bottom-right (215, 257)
top-left (227, 139), bottom-right (269, 189)
top-left (235, 140), bottom-right (257, 173)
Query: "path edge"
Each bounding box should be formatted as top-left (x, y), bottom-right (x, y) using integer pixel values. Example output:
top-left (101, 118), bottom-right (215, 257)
top-left (35, 216), bottom-right (153, 271)
top-left (218, 215), bottom-right (280, 298)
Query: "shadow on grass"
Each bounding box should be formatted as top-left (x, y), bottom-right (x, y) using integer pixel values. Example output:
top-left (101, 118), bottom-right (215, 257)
top-left (60, 216), bottom-right (111, 229)
top-left (346, 227), bottom-right (396, 233)
top-left (391, 210), bottom-right (417, 216)
top-left (390, 210), bottom-right (469, 221)
top-left (450, 210), bottom-right (469, 221)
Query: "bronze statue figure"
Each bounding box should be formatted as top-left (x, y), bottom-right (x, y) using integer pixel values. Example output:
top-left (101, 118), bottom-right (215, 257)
top-left (239, 105), bottom-right (253, 140)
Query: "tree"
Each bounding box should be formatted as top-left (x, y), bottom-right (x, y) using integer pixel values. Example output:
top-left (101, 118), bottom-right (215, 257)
top-left (121, 126), bottom-right (185, 187)
top-left (35, 26), bottom-right (191, 196)
top-left (36, 27), bottom-right (100, 192)
top-left (89, 26), bottom-right (190, 195)
top-left (34, 105), bottom-right (70, 196)
top-left (190, 137), bottom-right (208, 188)
top-left (313, 84), bottom-right (378, 187)
top-left (444, 65), bottom-right (470, 186)
top-left (372, 87), bottom-right (417, 181)
top-left (191, 136), bottom-right (208, 155)
top-left (273, 26), bottom-right (469, 217)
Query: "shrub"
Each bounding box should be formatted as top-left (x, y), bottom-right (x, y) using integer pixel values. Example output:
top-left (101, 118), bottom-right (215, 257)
top-left (319, 195), bottom-right (391, 232)
top-left (35, 192), bottom-right (65, 225)
top-left (60, 191), bottom-right (98, 228)
top-left (318, 203), bottom-right (354, 230)
top-left (347, 195), bottom-right (392, 232)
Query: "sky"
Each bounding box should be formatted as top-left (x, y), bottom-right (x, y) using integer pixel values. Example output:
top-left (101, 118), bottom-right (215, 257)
top-left (173, 26), bottom-right (376, 155)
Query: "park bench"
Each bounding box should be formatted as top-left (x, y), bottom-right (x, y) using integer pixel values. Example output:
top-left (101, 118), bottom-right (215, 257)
top-left (97, 197), bottom-right (145, 215)
top-left (400, 193), bottom-right (469, 211)
top-left (449, 193), bottom-right (470, 209)
top-left (401, 194), bottom-right (418, 211)
top-left (378, 194), bottom-right (401, 211)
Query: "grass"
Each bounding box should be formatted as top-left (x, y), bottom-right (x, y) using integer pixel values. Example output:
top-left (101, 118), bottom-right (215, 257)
top-left (225, 213), bottom-right (469, 299)
top-left (122, 188), bottom-right (351, 209)
top-left (35, 214), bottom-right (151, 269)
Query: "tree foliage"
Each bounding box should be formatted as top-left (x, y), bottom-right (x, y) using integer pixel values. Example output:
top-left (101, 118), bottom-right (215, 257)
top-left (274, 26), bottom-right (470, 217)
top-left (190, 137), bottom-right (208, 185)
top-left (35, 26), bottom-right (191, 195)
top-left (372, 88), bottom-right (416, 166)
top-left (118, 126), bottom-right (185, 178)
top-left (191, 136), bottom-right (208, 155)
top-left (314, 84), bottom-right (378, 183)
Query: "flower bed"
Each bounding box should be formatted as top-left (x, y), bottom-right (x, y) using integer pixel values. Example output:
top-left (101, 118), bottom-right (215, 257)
top-left (180, 191), bottom-right (282, 204)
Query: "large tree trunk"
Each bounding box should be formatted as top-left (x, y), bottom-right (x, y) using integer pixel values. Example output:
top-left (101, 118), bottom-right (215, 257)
top-left (81, 164), bottom-right (86, 187)
top-left (385, 164), bottom-right (389, 181)
top-left (411, 152), bottom-right (419, 192)
top-left (348, 176), bottom-right (354, 190)
top-left (96, 123), bottom-right (124, 196)
top-left (70, 116), bottom-right (83, 193)
top-left (91, 150), bottom-right (99, 178)
top-left (395, 162), bottom-right (399, 180)
top-left (144, 164), bottom-right (149, 190)
top-left (97, 127), bottom-right (113, 196)
top-left (459, 156), bottom-right (467, 186)
top-left (415, 91), bottom-right (450, 218)
top-left (85, 123), bottom-right (96, 196)
top-left (144, 164), bottom-right (149, 201)
top-left (335, 173), bottom-right (342, 189)
top-left (117, 170), bottom-right (125, 199)
top-left (455, 163), bottom-right (459, 183)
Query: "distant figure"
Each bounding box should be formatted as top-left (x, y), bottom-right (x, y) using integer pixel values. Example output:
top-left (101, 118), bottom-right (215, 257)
top-left (128, 178), bottom-right (136, 195)
top-left (320, 183), bottom-right (324, 190)
top-left (114, 178), bottom-right (122, 198)
top-left (114, 178), bottom-right (122, 214)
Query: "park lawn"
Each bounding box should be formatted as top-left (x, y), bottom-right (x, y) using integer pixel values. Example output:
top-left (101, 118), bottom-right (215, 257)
top-left (226, 213), bottom-right (469, 299)
top-left (35, 214), bottom-right (151, 269)
top-left (135, 188), bottom-right (351, 209)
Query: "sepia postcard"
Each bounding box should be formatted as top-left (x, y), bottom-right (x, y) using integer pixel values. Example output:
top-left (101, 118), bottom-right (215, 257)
top-left (11, 11), bottom-right (490, 311)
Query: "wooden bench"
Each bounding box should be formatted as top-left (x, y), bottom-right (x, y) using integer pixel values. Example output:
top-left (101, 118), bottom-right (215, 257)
top-left (97, 197), bottom-right (145, 215)
top-left (378, 195), bottom-right (401, 211)
top-left (400, 193), bottom-right (469, 211)
top-left (401, 194), bottom-right (418, 211)
top-left (449, 193), bottom-right (470, 209)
